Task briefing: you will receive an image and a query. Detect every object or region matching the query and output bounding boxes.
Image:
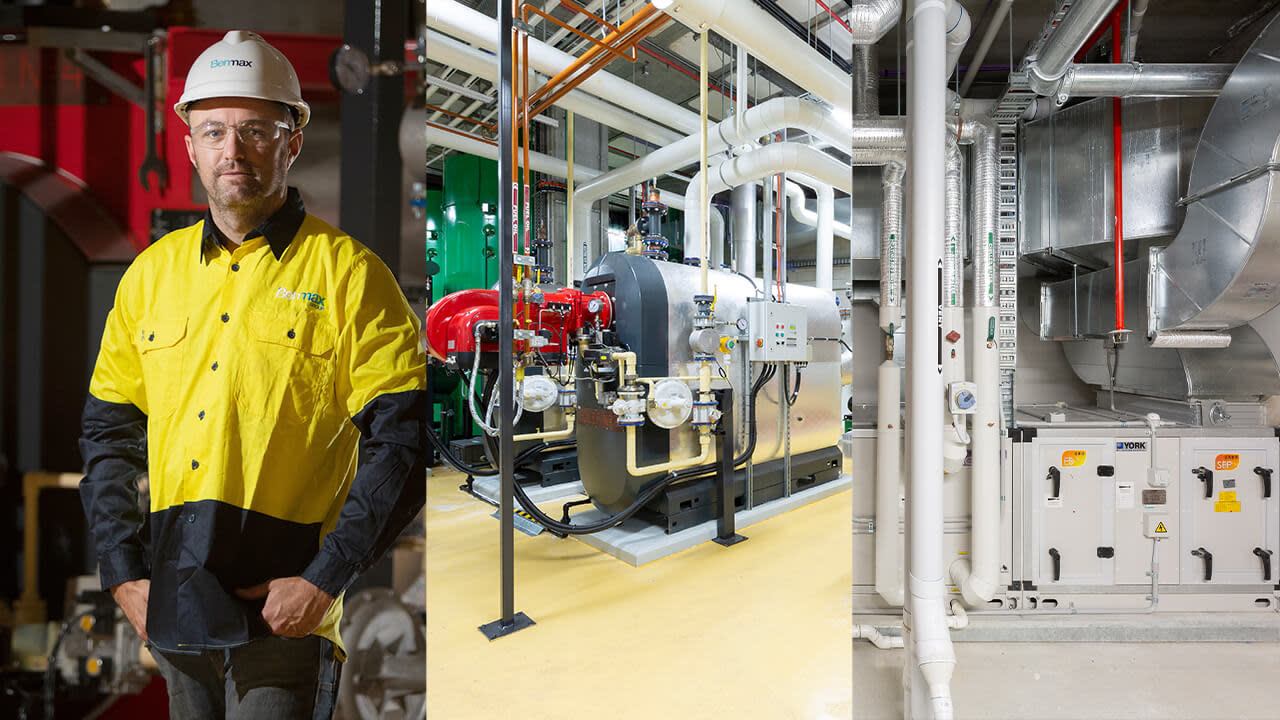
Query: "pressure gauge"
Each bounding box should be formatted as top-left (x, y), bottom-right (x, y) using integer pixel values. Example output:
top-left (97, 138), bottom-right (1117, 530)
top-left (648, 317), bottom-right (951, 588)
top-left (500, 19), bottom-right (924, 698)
top-left (587, 297), bottom-right (603, 314)
top-left (329, 44), bottom-right (372, 95)
top-left (735, 317), bottom-right (748, 333)
top-left (948, 381), bottom-right (978, 414)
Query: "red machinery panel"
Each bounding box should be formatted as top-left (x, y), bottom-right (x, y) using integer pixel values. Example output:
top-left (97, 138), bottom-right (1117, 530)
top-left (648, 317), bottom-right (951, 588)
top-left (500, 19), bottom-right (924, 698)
top-left (426, 287), bottom-right (613, 361)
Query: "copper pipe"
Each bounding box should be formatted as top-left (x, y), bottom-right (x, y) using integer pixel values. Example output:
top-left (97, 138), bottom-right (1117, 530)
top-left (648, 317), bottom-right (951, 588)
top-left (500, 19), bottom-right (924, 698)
top-left (525, 11), bottom-right (668, 121)
top-left (523, 6), bottom-right (634, 62)
top-left (526, 4), bottom-right (657, 107)
top-left (426, 103), bottom-right (495, 132)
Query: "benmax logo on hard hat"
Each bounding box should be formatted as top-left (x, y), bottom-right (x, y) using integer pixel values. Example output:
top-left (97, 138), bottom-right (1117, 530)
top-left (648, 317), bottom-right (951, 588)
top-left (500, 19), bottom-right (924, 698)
top-left (210, 59), bottom-right (254, 69)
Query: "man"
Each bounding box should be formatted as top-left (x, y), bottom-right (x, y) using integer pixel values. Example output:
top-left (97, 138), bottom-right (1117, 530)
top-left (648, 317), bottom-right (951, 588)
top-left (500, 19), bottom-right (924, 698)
top-left (78, 30), bottom-right (426, 718)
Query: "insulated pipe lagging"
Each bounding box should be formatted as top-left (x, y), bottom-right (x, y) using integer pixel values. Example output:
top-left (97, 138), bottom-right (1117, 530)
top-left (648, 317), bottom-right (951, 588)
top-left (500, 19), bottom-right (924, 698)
top-left (880, 162), bottom-right (905, 332)
top-left (876, 360), bottom-right (905, 606)
top-left (815, 183), bottom-right (835, 291)
top-left (945, 0), bottom-right (972, 77)
top-left (905, 0), bottom-right (958, 716)
top-left (732, 183), bottom-right (756, 275)
top-left (785, 181), bottom-right (854, 242)
top-left (852, 43), bottom-right (880, 116)
top-left (942, 139), bottom-right (967, 476)
top-left (849, 0), bottom-right (902, 44)
top-left (1049, 63), bottom-right (1233, 99)
top-left (659, 0), bottom-right (852, 113)
top-left (683, 143), bottom-right (852, 253)
top-left (1027, 0), bottom-right (1120, 85)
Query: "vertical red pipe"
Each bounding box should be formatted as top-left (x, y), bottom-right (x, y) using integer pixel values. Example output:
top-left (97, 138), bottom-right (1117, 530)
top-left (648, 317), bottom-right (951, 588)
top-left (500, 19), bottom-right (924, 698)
top-left (1111, 10), bottom-right (1126, 332)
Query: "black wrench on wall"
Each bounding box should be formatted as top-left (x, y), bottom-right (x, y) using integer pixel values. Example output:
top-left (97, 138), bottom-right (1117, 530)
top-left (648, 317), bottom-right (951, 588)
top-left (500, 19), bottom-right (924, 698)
top-left (138, 35), bottom-right (168, 191)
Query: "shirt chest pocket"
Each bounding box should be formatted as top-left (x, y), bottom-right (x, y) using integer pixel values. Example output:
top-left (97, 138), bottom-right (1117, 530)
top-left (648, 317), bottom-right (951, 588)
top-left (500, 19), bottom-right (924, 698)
top-left (135, 317), bottom-right (188, 418)
top-left (237, 310), bottom-right (337, 424)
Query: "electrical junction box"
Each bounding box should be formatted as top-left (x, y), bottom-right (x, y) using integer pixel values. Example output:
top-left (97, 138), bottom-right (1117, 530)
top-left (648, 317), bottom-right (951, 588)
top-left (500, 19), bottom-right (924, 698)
top-left (747, 300), bottom-right (808, 363)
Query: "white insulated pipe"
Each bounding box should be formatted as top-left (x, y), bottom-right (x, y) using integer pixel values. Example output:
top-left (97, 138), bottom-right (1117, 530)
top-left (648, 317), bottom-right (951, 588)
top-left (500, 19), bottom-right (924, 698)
top-left (785, 181), bottom-right (852, 241)
top-left (682, 143), bottom-right (850, 256)
top-left (782, 180), bottom-right (839, 291)
top-left (876, 360), bottom-right (905, 606)
top-left (949, 112), bottom-right (1002, 608)
top-left (427, 0), bottom-right (700, 135)
top-left (425, 30), bottom-right (683, 147)
top-left (904, 0), bottom-right (957, 717)
top-left (732, 183), bottom-right (756, 276)
top-left (941, 139), bottom-right (967, 475)
top-left (659, 0), bottom-right (852, 113)
top-left (944, 0), bottom-right (972, 78)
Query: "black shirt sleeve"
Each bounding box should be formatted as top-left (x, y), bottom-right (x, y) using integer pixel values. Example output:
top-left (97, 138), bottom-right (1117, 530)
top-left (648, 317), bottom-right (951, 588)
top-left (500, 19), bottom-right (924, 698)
top-left (301, 388), bottom-right (427, 596)
top-left (79, 394), bottom-right (150, 590)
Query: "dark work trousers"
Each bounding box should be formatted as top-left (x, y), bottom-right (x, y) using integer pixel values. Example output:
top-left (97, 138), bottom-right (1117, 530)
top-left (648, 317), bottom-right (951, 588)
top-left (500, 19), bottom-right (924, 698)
top-left (151, 635), bottom-right (342, 720)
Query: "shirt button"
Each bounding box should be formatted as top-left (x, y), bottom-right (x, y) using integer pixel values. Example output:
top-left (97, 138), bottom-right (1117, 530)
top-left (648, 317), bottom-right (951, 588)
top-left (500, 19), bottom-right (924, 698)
top-left (198, 410), bottom-right (205, 420)
top-left (221, 313), bottom-right (230, 323)
top-left (187, 514), bottom-right (195, 523)
top-left (287, 329), bottom-right (296, 339)
top-left (211, 362), bottom-right (218, 371)
top-left (231, 263), bottom-right (240, 272)
top-left (191, 459), bottom-right (199, 470)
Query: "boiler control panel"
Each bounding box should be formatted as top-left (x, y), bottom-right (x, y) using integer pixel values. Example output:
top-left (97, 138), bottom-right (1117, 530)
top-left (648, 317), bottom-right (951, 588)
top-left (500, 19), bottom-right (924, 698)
top-left (747, 300), bottom-right (808, 363)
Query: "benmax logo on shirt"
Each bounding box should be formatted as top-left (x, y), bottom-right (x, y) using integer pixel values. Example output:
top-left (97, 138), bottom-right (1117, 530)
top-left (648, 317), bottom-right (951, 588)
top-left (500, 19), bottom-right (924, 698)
top-left (276, 287), bottom-right (324, 310)
top-left (211, 59), bottom-right (253, 69)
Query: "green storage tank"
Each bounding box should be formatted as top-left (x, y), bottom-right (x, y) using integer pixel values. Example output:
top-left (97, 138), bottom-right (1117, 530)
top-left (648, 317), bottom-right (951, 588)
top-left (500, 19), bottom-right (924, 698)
top-left (440, 154), bottom-right (499, 298)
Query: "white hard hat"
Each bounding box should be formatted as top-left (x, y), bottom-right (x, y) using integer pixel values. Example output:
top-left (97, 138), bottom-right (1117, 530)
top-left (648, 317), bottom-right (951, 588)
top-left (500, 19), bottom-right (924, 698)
top-left (174, 30), bottom-right (311, 130)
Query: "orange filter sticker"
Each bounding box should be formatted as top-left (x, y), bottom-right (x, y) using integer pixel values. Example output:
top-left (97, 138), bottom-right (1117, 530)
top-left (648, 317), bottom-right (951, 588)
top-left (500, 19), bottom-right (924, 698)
top-left (1061, 450), bottom-right (1087, 467)
top-left (1215, 453), bottom-right (1240, 471)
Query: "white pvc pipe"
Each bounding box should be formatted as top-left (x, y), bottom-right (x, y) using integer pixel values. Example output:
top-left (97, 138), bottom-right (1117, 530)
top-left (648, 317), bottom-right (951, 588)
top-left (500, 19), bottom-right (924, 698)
top-left (876, 360), bottom-right (904, 606)
top-left (904, 0), bottom-right (957, 717)
top-left (659, 0), bottom-right (852, 113)
top-left (425, 29), bottom-right (683, 147)
top-left (427, 0), bottom-right (700, 135)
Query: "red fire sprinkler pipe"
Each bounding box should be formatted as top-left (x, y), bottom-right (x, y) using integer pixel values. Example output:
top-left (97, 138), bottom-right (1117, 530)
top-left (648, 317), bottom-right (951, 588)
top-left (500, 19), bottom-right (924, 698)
top-left (1111, 7), bottom-right (1126, 333)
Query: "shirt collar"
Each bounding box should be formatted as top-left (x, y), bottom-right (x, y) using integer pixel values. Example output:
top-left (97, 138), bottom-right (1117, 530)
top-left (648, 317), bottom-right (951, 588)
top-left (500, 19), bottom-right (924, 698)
top-left (200, 186), bottom-right (306, 263)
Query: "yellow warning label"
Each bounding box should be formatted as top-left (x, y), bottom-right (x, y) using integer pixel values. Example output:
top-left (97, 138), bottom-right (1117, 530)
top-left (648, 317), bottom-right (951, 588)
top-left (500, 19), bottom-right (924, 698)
top-left (1215, 453), bottom-right (1241, 471)
top-left (1155, 522), bottom-right (1168, 534)
top-left (1215, 491), bottom-right (1242, 513)
top-left (1061, 450), bottom-right (1087, 467)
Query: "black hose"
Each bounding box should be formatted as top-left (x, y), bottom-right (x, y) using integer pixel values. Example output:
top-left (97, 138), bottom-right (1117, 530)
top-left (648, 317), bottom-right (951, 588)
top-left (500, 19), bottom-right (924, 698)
top-left (425, 420), bottom-right (493, 476)
top-left (784, 365), bottom-right (802, 407)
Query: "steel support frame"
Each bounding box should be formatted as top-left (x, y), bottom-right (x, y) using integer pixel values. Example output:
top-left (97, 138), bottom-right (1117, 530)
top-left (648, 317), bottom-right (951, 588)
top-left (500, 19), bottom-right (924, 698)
top-left (339, 0), bottom-right (406, 277)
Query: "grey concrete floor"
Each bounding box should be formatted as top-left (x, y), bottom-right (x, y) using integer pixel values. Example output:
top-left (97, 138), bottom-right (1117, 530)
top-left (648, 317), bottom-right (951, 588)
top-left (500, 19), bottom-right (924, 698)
top-left (854, 641), bottom-right (1280, 719)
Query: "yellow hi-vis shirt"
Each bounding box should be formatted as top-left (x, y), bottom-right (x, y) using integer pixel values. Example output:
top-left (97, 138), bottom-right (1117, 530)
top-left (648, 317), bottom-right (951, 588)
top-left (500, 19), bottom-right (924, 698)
top-left (80, 189), bottom-right (426, 658)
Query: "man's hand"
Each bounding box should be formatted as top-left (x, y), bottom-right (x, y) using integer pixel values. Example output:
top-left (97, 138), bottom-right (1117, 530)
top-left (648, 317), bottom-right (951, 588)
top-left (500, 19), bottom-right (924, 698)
top-left (110, 579), bottom-right (150, 642)
top-left (235, 577), bottom-right (334, 638)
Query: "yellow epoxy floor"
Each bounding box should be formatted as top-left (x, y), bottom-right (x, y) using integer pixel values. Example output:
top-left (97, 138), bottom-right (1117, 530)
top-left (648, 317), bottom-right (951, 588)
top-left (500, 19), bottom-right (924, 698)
top-left (426, 467), bottom-right (852, 719)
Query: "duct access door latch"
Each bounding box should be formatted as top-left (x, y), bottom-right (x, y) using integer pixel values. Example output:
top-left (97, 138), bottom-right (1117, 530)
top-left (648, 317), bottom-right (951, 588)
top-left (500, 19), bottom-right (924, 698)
top-left (1254, 466), bottom-right (1272, 498)
top-left (1048, 547), bottom-right (1061, 582)
top-left (1191, 547), bottom-right (1214, 582)
top-left (1047, 466), bottom-right (1062, 500)
top-left (1193, 466), bottom-right (1213, 498)
top-left (1253, 547), bottom-right (1273, 582)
